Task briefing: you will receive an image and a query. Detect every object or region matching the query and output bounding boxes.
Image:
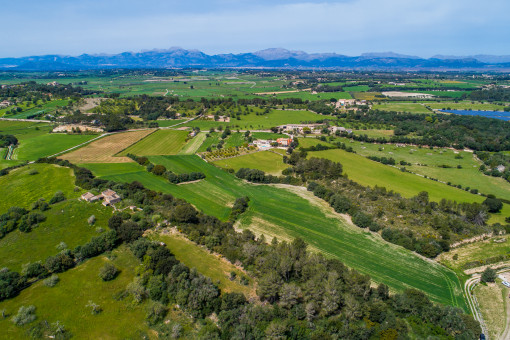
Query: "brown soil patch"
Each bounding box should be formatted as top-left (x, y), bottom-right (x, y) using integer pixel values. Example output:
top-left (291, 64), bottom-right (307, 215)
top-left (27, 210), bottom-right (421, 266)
top-left (59, 130), bottom-right (153, 163)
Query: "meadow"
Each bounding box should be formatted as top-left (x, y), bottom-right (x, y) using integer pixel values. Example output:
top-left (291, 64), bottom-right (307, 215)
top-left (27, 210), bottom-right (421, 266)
top-left (309, 148), bottom-right (509, 224)
top-left (60, 130), bottom-right (153, 163)
top-left (0, 164), bottom-right (78, 213)
top-left (213, 151), bottom-right (287, 175)
top-left (0, 247), bottom-right (150, 339)
top-left (325, 136), bottom-right (510, 202)
top-left (0, 200), bottom-right (112, 272)
top-left (83, 155), bottom-right (467, 310)
top-left (372, 102), bottom-right (432, 114)
top-left (118, 129), bottom-right (189, 156)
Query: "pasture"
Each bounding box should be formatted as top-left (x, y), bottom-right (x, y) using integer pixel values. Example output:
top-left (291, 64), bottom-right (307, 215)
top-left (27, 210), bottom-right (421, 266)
top-left (0, 199), bottom-right (112, 272)
top-left (84, 155), bottom-right (467, 310)
top-left (0, 164), bottom-right (77, 213)
top-left (372, 102), bottom-right (432, 114)
top-left (60, 130), bottom-right (153, 163)
top-left (118, 129), bottom-right (189, 156)
top-left (474, 283), bottom-right (507, 340)
top-left (0, 247), bottom-right (150, 339)
top-left (213, 151), bottom-right (287, 175)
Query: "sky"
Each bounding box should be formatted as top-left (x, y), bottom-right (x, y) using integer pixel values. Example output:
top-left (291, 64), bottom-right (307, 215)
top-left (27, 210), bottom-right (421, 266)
top-left (2, 0), bottom-right (509, 58)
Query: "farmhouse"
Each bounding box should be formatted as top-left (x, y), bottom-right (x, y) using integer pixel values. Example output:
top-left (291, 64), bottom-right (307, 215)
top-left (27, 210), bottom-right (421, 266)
top-left (80, 192), bottom-right (99, 202)
top-left (277, 138), bottom-right (293, 147)
top-left (253, 139), bottom-right (272, 150)
top-left (278, 124), bottom-right (321, 134)
top-left (206, 115), bottom-right (230, 122)
top-left (329, 126), bottom-right (352, 134)
top-left (101, 189), bottom-right (122, 206)
top-left (0, 100), bottom-right (11, 108)
top-left (80, 189), bottom-right (122, 206)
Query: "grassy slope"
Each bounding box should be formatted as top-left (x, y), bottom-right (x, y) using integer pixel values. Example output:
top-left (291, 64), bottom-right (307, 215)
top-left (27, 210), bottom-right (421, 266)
top-left (152, 233), bottom-right (255, 298)
top-left (0, 164), bottom-right (78, 213)
top-left (83, 155), bottom-right (467, 310)
top-left (0, 247), bottom-right (149, 339)
top-left (213, 151), bottom-right (287, 175)
top-left (118, 129), bottom-right (189, 156)
top-left (178, 132), bottom-right (207, 155)
top-left (474, 283), bottom-right (507, 339)
top-left (310, 149), bottom-right (509, 224)
top-left (329, 137), bottom-right (510, 202)
top-left (0, 199), bottom-right (112, 272)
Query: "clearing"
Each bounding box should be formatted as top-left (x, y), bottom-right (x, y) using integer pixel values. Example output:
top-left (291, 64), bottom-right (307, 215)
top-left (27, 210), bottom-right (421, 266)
top-left (118, 129), bottom-right (190, 156)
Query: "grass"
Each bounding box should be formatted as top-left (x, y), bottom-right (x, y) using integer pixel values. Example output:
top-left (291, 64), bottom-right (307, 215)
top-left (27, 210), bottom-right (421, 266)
top-left (426, 101), bottom-right (507, 111)
top-left (309, 149), bottom-right (510, 224)
top-left (0, 246), bottom-right (150, 339)
top-left (13, 134), bottom-right (97, 161)
top-left (438, 236), bottom-right (510, 271)
top-left (0, 164), bottom-right (78, 213)
top-left (0, 200), bottom-right (112, 272)
top-left (197, 132), bottom-right (222, 152)
top-left (178, 132), bottom-right (207, 154)
top-left (118, 129), bottom-right (189, 156)
top-left (372, 102), bottom-right (432, 114)
top-left (153, 119), bottom-right (187, 127)
top-left (352, 129), bottom-right (394, 138)
top-left (187, 109), bottom-right (324, 130)
top-left (474, 283), bottom-right (507, 339)
top-left (60, 130), bottom-right (153, 163)
top-left (213, 151), bottom-right (287, 175)
top-left (83, 155), bottom-right (467, 310)
top-left (251, 132), bottom-right (288, 140)
top-left (223, 133), bottom-right (247, 148)
top-left (151, 232), bottom-right (255, 298)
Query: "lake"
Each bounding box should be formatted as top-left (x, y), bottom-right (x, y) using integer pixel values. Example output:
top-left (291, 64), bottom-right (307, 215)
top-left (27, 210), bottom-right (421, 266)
top-left (440, 109), bottom-right (510, 121)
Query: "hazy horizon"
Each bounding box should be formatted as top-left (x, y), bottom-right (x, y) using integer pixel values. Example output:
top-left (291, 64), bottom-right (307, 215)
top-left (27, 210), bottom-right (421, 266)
top-left (3, 0), bottom-right (510, 58)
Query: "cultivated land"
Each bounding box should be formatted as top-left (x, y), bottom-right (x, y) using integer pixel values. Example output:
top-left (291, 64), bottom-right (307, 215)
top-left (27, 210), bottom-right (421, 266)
top-left (309, 148), bottom-right (509, 224)
top-left (0, 200), bottom-right (112, 272)
top-left (0, 164), bottom-right (77, 212)
top-left (60, 130), bottom-right (153, 163)
top-left (372, 102), bottom-right (432, 114)
top-left (0, 247), bottom-right (150, 339)
top-left (118, 129), bottom-right (189, 156)
top-left (178, 132), bottom-right (207, 154)
top-left (213, 150), bottom-right (287, 175)
top-left (13, 133), bottom-right (97, 160)
top-left (152, 232), bottom-right (255, 298)
top-left (83, 155), bottom-right (467, 310)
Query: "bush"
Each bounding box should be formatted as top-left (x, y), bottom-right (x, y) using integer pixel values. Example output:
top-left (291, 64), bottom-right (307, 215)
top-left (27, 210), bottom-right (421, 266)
top-left (483, 197), bottom-right (503, 213)
top-left (49, 191), bottom-right (66, 205)
top-left (88, 215), bottom-right (96, 225)
top-left (352, 212), bottom-right (373, 229)
top-left (99, 263), bottom-right (119, 281)
top-left (481, 267), bottom-right (497, 283)
top-left (11, 305), bottom-right (36, 326)
top-left (43, 274), bottom-right (60, 287)
top-left (146, 301), bottom-right (168, 325)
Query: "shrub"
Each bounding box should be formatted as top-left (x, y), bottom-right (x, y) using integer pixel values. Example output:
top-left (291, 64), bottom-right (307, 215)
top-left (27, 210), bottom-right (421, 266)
top-left (11, 305), bottom-right (36, 326)
top-left (43, 274), bottom-right (60, 287)
top-left (483, 197), bottom-right (503, 213)
top-left (88, 215), bottom-right (96, 225)
top-left (86, 301), bottom-right (102, 315)
top-left (481, 267), bottom-right (497, 283)
top-left (146, 301), bottom-right (168, 325)
top-left (99, 263), bottom-right (119, 281)
top-left (352, 212), bottom-right (373, 229)
top-left (49, 191), bottom-right (66, 204)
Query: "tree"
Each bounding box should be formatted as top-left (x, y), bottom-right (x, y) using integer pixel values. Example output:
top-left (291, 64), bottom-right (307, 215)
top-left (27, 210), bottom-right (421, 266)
top-left (481, 267), bottom-right (497, 283)
top-left (483, 197), bottom-right (503, 213)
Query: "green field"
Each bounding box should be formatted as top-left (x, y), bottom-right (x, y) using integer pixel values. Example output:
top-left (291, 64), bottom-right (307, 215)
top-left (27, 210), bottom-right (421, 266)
top-left (83, 155), bottom-right (467, 310)
top-left (118, 129), bottom-right (189, 156)
top-left (251, 132), bottom-right (288, 140)
top-left (213, 151), bottom-right (287, 175)
top-left (0, 200), bottom-right (112, 272)
top-left (0, 246), bottom-right (149, 339)
top-left (178, 132), bottom-right (207, 154)
top-left (0, 164), bottom-right (78, 213)
top-left (153, 233), bottom-right (255, 298)
top-left (426, 101), bottom-right (507, 111)
top-left (14, 133), bottom-right (97, 160)
top-left (187, 109), bottom-right (324, 130)
top-left (310, 149), bottom-right (509, 223)
top-left (4, 99), bottom-right (69, 119)
top-left (372, 102), bottom-right (432, 114)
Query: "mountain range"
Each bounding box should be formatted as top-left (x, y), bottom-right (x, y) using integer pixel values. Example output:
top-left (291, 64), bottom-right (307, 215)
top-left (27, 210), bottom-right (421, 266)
top-left (1, 48), bottom-right (510, 71)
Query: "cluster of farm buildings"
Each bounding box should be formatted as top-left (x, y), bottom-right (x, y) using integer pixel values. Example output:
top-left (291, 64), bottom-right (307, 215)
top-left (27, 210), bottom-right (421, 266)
top-left (0, 100), bottom-right (12, 108)
top-left (80, 189), bottom-right (121, 206)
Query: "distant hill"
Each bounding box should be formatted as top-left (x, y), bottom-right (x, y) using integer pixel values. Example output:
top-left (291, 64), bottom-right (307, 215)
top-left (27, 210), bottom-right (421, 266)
top-left (1, 48), bottom-right (509, 71)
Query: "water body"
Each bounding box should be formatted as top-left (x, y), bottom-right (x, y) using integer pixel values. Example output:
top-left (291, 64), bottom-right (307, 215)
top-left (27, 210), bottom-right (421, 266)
top-left (440, 109), bottom-right (510, 121)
